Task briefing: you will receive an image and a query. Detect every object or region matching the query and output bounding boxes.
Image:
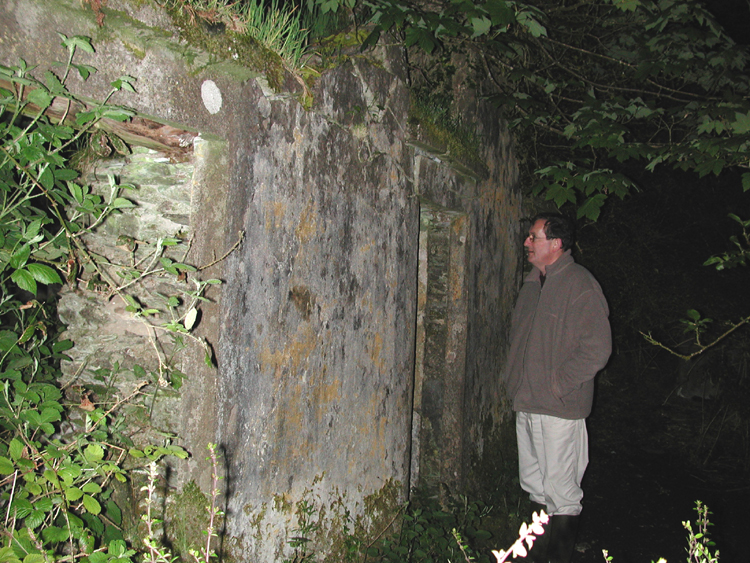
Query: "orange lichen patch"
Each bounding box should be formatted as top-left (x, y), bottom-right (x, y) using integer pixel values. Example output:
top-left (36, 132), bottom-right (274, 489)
top-left (295, 203), bottom-right (318, 243)
top-left (260, 324), bottom-right (318, 380)
top-left (345, 397), bottom-right (389, 472)
top-left (260, 325), bottom-right (330, 465)
top-left (293, 126), bottom-right (304, 145)
top-left (368, 332), bottom-right (385, 372)
top-left (265, 201), bottom-right (287, 231)
top-left (311, 372), bottom-right (342, 416)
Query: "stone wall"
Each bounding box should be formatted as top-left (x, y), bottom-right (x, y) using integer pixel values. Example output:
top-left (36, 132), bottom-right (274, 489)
top-left (0, 0), bottom-right (522, 560)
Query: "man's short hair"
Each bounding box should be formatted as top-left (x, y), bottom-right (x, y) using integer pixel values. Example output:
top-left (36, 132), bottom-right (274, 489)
top-left (530, 212), bottom-right (575, 251)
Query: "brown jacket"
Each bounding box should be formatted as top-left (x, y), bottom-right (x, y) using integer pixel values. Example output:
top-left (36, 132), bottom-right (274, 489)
top-left (504, 251), bottom-right (611, 419)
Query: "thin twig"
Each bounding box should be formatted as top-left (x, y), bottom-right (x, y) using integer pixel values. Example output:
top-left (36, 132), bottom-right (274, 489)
top-left (197, 230), bottom-right (245, 271)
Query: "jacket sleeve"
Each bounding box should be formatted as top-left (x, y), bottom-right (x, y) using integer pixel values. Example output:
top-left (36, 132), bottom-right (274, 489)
top-left (553, 286), bottom-right (612, 398)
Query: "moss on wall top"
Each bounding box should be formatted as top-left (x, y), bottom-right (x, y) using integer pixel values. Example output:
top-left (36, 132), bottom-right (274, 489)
top-left (164, 7), bottom-right (303, 96)
top-left (407, 96), bottom-right (490, 181)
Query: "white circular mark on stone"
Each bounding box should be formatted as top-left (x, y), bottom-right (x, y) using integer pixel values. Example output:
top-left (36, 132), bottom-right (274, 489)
top-left (201, 80), bottom-right (222, 114)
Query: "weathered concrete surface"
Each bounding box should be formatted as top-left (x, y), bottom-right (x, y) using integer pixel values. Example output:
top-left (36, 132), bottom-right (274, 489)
top-left (0, 0), bottom-right (523, 560)
top-left (215, 59), bottom-right (418, 559)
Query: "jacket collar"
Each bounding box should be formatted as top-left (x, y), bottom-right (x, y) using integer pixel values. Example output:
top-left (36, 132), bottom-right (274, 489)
top-left (525, 250), bottom-right (574, 283)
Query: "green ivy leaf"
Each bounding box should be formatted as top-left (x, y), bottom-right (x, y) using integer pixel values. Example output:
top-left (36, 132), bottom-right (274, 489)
top-left (0, 456), bottom-right (14, 474)
top-left (27, 88), bottom-right (52, 110)
top-left (82, 482), bottom-right (102, 494)
top-left (66, 488), bottom-right (84, 503)
top-left (577, 194), bottom-right (607, 221)
top-left (112, 197), bottom-right (135, 209)
top-left (485, 0), bottom-right (515, 25)
top-left (9, 439), bottom-right (24, 461)
top-left (545, 182), bottom-right (576, 207)
top-left (41, 526), bottom-right (70, 544)
top-left (82, 494), bottom-right (102, 515)
top-left (84, 443), bottom-right (105, 463)
top-left (470, 16), bottom-right (491, 38)
top-left (26, 263), bottom-right (62, 286)
top-left (517, 10), bottom-right (547, 37)
top-left (10, 244), bottom-right (32, 269)
top-left (11, 268), bottom-right (36, 295)
top-left (59, 34), bottom-right (95, 55)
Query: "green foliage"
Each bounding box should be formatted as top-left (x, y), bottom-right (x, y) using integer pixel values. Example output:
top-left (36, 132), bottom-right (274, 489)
top-left (362, 493), bottom-right (495, 563)
top-left (683, 501), bottom-right (719, 563)
top-left (283, 498), bottom-right (320, 563)
top-left (238, 0), bottom-right (311, 69)
top-left (312, 0), bottom-right (545, 52)
top-left (602, 501), bottom-right (718, 563)
top-left (0, 34), bottom-right (129, 560)
top-left (704, 214), bottom-right (750, 270)
top-left (486, 0), bottom-right (750, 218)
top-left (0, 35), bottom-right (224, 562)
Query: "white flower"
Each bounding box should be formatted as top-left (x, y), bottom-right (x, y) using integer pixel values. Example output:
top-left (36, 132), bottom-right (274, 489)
top-left (511, 541), bottom-right (529, 558)
top-left (492, 548), bottom-right (509, 562)
top-left (492, 510), bottom-right (549, 562)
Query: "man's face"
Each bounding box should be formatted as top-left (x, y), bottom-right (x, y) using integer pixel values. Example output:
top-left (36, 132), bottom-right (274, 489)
top-left (524, 219), bottom-right (563, 272)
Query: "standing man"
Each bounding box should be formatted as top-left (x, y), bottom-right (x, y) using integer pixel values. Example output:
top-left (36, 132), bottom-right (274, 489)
top-left (504, 212), bottom-right (611, 563)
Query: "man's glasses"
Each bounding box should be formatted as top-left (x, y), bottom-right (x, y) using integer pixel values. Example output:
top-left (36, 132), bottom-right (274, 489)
top-left (526, 234), bottom-right (555, 243)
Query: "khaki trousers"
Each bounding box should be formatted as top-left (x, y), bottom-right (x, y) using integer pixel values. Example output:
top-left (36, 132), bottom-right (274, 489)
top-left (516, 411), bottom-right (589, 516)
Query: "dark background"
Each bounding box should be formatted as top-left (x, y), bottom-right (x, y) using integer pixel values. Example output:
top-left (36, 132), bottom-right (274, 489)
top-left (569, 118), bottom-right (750, 561)
top-left (563, 3), bottom-right (750, 559)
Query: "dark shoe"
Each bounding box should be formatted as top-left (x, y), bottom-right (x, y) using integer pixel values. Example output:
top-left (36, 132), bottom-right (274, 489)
top-left (547, 514), bottom-right (580, 563)
top-left (523, 502), bottom-right (550, 563)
